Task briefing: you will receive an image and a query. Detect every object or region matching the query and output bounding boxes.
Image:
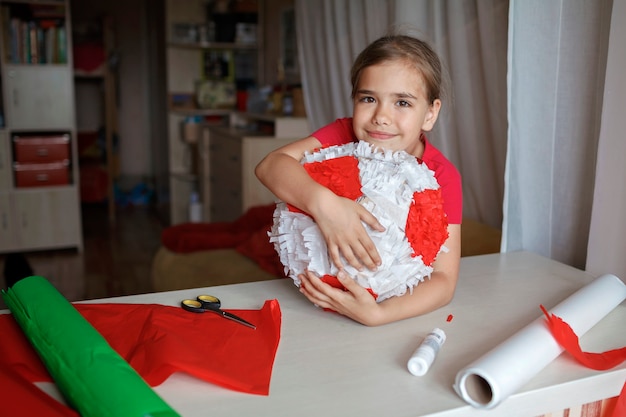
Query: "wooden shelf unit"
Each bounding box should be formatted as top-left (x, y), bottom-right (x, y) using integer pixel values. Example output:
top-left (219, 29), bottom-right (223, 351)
top-left (72, 15), bottom-right (118, 225)
top-left (164, 0), bottom-right (264, 225)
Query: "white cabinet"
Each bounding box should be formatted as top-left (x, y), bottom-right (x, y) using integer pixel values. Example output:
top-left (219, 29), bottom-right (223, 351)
top-left (0, 129), bottom-right (81, 251)
top-left (0, 0), bottom-right (83, 253)
top-left (14, 189), bottom-right (81, 250)
top-left (4, 66), bottom-right (75, 130)
top-left (0, 130), bottom-right (11, 189)
top-left (0, 131), bottom-right (15, 251)
top-left (0, 192), bottom-right (17, 252)
top-left (0, 131), bottom-right (12, 250)
top-left (0, 189), bottom-right (80, 252)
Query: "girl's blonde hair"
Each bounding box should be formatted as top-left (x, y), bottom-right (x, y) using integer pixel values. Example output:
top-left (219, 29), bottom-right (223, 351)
top-left (350, 35), bottom-right (443, 105)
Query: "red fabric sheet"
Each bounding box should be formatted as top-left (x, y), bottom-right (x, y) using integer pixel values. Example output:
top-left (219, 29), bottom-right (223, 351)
top-left (0, 300), bottom-right (281, 414)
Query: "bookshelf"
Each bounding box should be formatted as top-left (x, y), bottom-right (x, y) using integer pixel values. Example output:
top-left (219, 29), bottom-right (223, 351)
top-left (0, 0), bottom-right (83, 253)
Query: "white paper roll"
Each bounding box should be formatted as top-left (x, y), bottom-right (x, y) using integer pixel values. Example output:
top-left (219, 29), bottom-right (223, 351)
top-left (454, 273), bottom-right (626, 409)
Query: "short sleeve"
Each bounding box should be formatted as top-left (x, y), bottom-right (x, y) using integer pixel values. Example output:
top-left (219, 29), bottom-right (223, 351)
top-left (311, 118), bottom-right (357, 146)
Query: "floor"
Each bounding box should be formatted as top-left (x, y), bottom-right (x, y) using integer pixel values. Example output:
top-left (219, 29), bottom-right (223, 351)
top-left (0, 203), bottom-right (165, 309)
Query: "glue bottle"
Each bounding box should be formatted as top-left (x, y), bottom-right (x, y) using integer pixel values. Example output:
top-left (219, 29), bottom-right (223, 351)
top-left (407, 327), bottom-right (446, 376)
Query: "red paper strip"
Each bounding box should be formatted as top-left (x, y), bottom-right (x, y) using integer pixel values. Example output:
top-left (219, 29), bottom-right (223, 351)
top-left (540, 305), bottom-right (626, 417)
top-left (0, 299), bottom-right (282, 404)
top-left (540, 305), bottom-right (626, 370)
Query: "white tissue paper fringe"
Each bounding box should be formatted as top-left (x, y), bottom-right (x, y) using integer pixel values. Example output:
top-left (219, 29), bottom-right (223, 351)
top-left (270, 141), bottom-right (447, 302)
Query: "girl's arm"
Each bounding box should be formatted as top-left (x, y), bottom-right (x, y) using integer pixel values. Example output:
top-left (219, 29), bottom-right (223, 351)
top-left (255, 137), bottom-right (384, 271)
top-left (298, 224), bottom-right (461, 326)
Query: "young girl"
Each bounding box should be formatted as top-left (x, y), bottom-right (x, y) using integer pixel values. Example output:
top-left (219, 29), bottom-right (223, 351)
top-left (255, 34), bottom-right (462, 326)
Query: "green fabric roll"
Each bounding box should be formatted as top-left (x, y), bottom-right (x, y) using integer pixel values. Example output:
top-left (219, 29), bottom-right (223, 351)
top-left (2, 276), bottom-right (179, 417)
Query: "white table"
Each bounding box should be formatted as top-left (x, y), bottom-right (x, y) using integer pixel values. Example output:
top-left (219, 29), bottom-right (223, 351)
top-left (9, 252), bottom-right (626, 416)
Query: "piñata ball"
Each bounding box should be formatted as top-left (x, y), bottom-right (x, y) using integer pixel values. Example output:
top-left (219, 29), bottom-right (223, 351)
top-left (270, 141), bottom-right (449, 302)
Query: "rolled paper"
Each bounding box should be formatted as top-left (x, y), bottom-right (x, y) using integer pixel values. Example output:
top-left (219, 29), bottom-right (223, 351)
top-left (454, 273), bottom-right (626, 409)
top-left (1, 276), bottom-right (180, 417)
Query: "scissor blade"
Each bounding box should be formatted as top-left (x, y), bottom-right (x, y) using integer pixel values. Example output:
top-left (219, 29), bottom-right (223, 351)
top-left (219, 310), bottom-right (257, 329)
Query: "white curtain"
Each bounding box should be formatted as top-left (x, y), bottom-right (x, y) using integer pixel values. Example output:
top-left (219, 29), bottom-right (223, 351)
top-left (296, 0), bottom-right (392, 130)
top-left (586, 0), bottom-right (626, 280)
top-left (295, 0), bottom-right (624, 275)
top-left (295, 0), bottom-right (509, 228)
top-left (502, 0), bottom-right (613, 269)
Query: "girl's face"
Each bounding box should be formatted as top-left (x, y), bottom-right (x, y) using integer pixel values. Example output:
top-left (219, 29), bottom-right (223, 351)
top-left (352, 59), bottom-right (441, 157)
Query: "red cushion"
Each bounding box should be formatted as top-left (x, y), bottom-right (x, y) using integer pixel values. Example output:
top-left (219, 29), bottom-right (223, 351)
top-left (161, 204), bottom-right (284, 277)
top-left (235, 225), bottom-right (285, 277)
top-left (161, 222), bottom-right (247, 253)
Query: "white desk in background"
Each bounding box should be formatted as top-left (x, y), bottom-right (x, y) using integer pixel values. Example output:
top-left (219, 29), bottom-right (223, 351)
top-left (14, 252), bottom-right (626, 416)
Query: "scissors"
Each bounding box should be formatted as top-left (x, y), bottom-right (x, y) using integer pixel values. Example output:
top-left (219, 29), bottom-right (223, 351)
top-left (180, 295), bottom-right (256, 329)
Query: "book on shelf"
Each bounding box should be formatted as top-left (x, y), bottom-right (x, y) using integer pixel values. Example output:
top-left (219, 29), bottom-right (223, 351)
top-left (1, 3), bottom-right (67, 65)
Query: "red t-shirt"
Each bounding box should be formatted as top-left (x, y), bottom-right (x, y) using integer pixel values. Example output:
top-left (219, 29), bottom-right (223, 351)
top-left (312, 118), bottom-right (463, 224)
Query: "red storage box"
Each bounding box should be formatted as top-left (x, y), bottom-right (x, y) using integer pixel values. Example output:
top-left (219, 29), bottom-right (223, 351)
top-left (13, 161), bottom-right (70, 188)
top-left (13, 135), bottom-right (70, 163)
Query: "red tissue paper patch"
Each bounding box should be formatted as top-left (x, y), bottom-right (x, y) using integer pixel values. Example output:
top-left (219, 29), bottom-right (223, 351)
top-left (406, 188), bottom-right (449, 266)
top-left (288, 155), bottom-right (362, 214)
top-left (320, 274), bottom-right (378, 299)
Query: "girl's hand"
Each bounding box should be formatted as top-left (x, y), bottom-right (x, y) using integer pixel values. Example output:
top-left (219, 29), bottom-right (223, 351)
top-left (255, 136), bottom-right (383, 271)
top-left (298, 270), bottom-right (382, 326)
top-left (312, 194), bottom-right (384, 271)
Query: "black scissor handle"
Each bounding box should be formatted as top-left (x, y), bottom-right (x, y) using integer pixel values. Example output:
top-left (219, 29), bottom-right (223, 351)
top-left (180, 299), bottom-right (206, 313)
top-left (197, 294), bottom-right (221, 309)
top-left (180, 295), bottom-right (256, 329)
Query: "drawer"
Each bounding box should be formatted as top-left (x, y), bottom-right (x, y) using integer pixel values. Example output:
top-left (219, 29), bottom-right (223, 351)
top-left (14, 161), bottom-right (70, 188)
top-left (13, 135), bottom-right (70, 163)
